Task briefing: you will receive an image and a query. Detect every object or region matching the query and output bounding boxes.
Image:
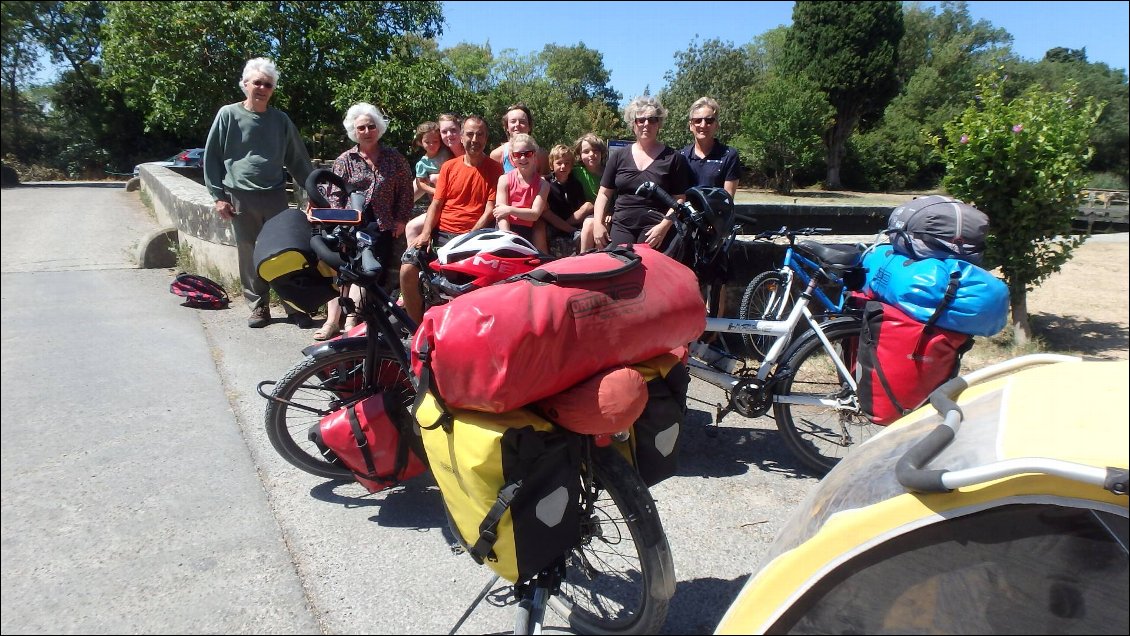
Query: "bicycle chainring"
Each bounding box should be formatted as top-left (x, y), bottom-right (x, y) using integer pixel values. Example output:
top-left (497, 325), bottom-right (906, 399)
top-left (731, 377), bottom-right (772, 418)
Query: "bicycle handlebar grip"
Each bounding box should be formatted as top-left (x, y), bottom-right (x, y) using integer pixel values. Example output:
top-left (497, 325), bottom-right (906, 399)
top-left (360, 246), bottom-right (383, 280)
top-left (310, 233), bottom-right (346, 270)
top-left (635, 181), bottom-right (682, 215)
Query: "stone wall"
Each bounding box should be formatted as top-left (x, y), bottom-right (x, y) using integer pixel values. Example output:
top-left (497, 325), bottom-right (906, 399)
top-left (140, 164), bottom-right (239, 278)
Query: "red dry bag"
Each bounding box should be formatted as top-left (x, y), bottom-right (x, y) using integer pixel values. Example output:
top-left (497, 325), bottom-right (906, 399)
top-left (309, 393), bottom-right (427, 492)
top-left (855, 300), bottom-right (973, 425)
top-left (411, 244), bottom-right (706, 413)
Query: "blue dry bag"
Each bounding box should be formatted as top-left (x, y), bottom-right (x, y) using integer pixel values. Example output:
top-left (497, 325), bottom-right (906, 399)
top-left (863, 245), bottom-right (1009, 337)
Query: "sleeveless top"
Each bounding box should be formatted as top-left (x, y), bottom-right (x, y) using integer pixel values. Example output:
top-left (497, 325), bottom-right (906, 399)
top-left (500, 142), bottom-right (515, 173)
top-left (505, 169), bottom-right (541, 227)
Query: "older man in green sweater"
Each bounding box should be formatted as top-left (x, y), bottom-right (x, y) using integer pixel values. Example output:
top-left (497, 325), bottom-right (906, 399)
top-left (204, 57), bottom-right (314, 329)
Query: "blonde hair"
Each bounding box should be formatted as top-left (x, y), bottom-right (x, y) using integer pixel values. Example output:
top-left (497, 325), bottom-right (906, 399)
top-left (509, 132), bottom-right (538, 152)
top-left (549, 144), bottom-right (575, 165)
top-left (623, 95), bottom-right (667, 127)
top-left (688, 96), bottom-right (720, 121)
top-left (573, 133), bottom-right (606, 162)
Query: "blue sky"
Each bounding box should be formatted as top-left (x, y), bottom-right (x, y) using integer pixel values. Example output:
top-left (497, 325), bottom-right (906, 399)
top-left (437, 0), bottom-right (1130, 104)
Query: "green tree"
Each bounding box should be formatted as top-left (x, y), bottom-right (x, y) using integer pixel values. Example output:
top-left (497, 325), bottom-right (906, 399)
top-left (101, 1), bottom-right (443, 146)
top-left (1, 1), bottom-right (45, 162)
top-left (442, 42), bottom-right (495, 95)
top-left (659, 37), bottom-right (763, 150)
top-left (846, 1), bottom-right (1013, 190)
top-left (1023, 52), bottom-right (1129, 182)
top-left (539, 43), bottom-right (620, 108)
top-left (782, 1), bottom-right (904, 189)
top-left (938, 72), bottom-right (1103, 343)
top-left (735, 73), bottom-right (833, 193)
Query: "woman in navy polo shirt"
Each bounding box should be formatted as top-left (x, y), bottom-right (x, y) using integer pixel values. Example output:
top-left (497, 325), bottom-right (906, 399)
top-left (679, 96), bottom-right (741, 195)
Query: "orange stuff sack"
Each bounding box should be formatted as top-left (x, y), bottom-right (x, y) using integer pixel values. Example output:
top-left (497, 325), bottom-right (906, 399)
top-left (536, 366), bottom-right (648, 435)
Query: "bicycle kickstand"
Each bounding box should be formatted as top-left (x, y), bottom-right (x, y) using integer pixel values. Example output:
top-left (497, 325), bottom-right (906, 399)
top-left (447, 573), bottom-right (500, 635)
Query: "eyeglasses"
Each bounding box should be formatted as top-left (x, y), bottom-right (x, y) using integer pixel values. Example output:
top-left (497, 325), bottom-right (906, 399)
top-left (691, 117), bottom-right (717, 125)
top-left (511, 150), bottom-right (537, 159)
top-left (355, 124), bottom-right (378, 132)
top-left (635, 116), bottom-right (660, 125)
top-left (249, 80), bottom-right (274, 89)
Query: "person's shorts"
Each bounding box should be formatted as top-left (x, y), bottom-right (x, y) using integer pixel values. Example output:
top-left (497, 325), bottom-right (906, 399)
top-left (400, 230), bottom-right (457, 265)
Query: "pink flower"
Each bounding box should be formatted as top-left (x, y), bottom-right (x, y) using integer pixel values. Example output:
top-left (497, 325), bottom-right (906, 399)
top-left (1012, 124), bottom-right (1023, 133)
top-left (960, 134), bottom-right (969, 144)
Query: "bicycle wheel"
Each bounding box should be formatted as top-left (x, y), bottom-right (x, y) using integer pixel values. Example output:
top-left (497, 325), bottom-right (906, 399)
top-left (264, 347), bottom-right (415, 479)
top-left (549, 447), bottom-right (674, 635)
top-left (773, 318), bottom-right (882, 476)
top-left (738, 270), bottom-right (795, 359)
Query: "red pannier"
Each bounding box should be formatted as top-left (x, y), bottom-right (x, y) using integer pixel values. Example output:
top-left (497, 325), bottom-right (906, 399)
top-left (855, 300), bottom-right (973, 425)
top-left (411, 244), bottom-right (706, 413)
top-left (309, 393), bottom-right (427, 492)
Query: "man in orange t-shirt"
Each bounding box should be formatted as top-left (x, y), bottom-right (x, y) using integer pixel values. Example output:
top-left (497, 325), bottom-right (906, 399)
top-left (400, 114), bottom-right (504, 323)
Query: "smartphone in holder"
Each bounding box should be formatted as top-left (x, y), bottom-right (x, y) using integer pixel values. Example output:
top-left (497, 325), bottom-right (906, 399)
top-left (307, 207), bottom-right (363, 225)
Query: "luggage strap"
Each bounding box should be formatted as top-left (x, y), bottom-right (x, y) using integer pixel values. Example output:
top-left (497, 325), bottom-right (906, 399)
top-left (411, 340), bottom-right (454, 432)
top-left (519, 245), bottom-right (641, 284)
top-left (469, 480), bottom-right (524, 564)
top-left (348, 398), bottom-right (412, 483)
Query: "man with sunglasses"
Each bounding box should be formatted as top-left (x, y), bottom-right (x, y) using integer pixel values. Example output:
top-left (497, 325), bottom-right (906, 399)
top-left (204, 57), bottom-right (314, 329)
top-left (679, 97), bottom-right (741, 197)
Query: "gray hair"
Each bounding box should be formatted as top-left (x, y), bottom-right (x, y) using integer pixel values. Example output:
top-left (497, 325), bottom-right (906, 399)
top-left (343, 102), bottom-right (389, 143)
top-left (623, 95), bottom-right (668, 127)
top-left (240, 57), bottom-right (278, 91)
top-left (689, 96), bottom-right (720, 121)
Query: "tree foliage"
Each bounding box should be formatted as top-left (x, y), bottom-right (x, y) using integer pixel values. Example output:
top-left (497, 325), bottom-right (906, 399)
top-left (659, 37), bottom-right (763, 150)
top-left (736, 74), bottom-right (833, 193)
top-left (845, 1), bottom-right (1013, 190)
top-left (101, 1), bottom-right (443, 148)
top-left (782, 0), bottom-right (904, 189)
top-left (938, 71), bottom-right (1102, 342)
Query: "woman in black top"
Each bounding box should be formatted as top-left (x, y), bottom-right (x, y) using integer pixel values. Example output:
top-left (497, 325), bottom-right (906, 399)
top-left (592, 95), bottom-right (691, 251)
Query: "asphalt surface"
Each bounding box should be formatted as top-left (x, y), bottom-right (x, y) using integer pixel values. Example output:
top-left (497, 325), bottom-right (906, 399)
top-left (19, 183), bottom-right (1124, 634)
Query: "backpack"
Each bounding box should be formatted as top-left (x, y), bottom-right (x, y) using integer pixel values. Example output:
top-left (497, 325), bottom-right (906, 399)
top-left (886, 195), bottom-right (990, 265)
top-left (170, 272), bottom-right (230, 309)
top-left (254, 208), bottom-right (338, 315)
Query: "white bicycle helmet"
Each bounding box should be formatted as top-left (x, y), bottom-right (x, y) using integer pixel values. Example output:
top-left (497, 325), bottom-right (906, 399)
top-left (437, 229), bottom-right (540, 265)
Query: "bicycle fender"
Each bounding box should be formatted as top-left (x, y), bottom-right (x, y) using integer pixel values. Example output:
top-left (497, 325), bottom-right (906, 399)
top-left (300, 335), bottom-right (371, 358)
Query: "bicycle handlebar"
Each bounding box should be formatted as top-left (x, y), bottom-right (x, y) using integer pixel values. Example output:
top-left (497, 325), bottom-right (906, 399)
top-left (635, 181), bottom-right (700, 228)
top-left (310, 231), bottom-right (383, 283)
top-left (752, 226), bottom-right (833, 241)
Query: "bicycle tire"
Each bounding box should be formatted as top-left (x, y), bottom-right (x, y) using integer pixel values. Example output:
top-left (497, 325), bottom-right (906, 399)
top-left (773, 318), bottom-right (882, 476)
top-left (738, 270), bottom-right (796, 359)
top-left (549, 447), bottom-right (674, 634)
top-left (264, 347), bottom-right (417, 479)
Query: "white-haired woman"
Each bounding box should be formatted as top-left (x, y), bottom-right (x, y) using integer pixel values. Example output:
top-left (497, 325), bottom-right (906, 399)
top-left (204, 57), bottom-right (315, 329)
top-left (592, 95), bottom-right (691, 251)
top-left (313, 102), bottom-right (413, 340)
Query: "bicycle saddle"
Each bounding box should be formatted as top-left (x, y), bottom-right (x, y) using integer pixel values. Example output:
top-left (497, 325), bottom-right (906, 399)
top-left (795, 240), bottom-right (863, 270)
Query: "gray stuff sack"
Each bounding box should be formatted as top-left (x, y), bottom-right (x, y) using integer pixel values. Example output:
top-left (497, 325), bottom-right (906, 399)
top-left (886, 195), bottom-right (989, 265)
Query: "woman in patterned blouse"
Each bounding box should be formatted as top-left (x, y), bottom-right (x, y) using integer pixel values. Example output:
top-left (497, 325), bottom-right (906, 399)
top-left (314, 102), bottom-right (413, 340)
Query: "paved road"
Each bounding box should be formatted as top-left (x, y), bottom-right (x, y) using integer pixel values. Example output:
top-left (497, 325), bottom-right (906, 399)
top-left (0, 182), bottom-right (840, 634)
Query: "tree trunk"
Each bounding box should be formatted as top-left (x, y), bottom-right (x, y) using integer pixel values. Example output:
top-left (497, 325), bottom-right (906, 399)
top-left (823, 112), bottom-right (859, 190)
top-left (1009, 290), bottom-right (1033, 345)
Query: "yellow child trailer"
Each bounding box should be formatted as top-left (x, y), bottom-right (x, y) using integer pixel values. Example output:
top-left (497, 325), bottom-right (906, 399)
top-left (716, 354), bottom-right (1128, 635)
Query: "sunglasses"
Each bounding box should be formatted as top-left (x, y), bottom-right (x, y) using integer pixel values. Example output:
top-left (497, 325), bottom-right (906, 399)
top-left (691, 117), bottom-right (717, 125)
top-left (355, 124), bottom-right (379, 132)
top-left (249, 80), bottom-right (274, 89)
top-left (634, 116), bottom-right (660, 125)
top-left (511, 150), bottom-right (537, 159)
